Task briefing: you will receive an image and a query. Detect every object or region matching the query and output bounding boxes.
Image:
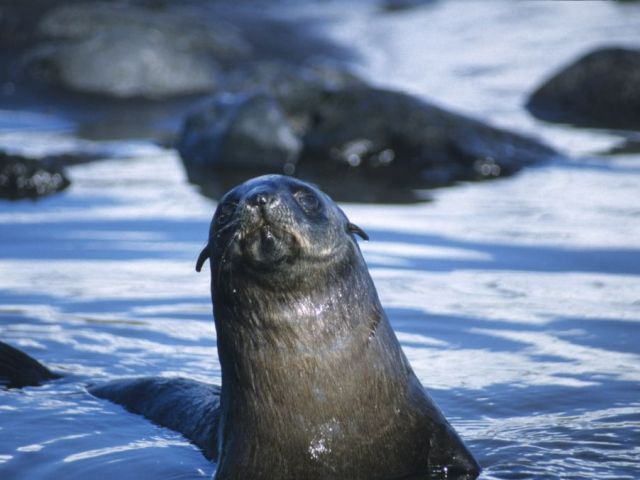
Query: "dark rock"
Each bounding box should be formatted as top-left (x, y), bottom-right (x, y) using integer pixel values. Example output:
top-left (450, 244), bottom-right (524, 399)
top-left (599, 137), bottom-right (640, 155)
top-left (527, 47), bottom-right (640, 131)
top-left (25, 2), bottom-right (250, 99)
top-left (380, 0), bottom-right (438, 13)
top-left (177, 61), bottom-right (360, 198)
top-left (2, 1), bottom-right (357, 139)
top-left (0, 152), bottom-right (70, 200)
top-left (27, 29), bottom-right (221, 99)
top-left (221, 61), bottom-right (365, 134)
top-left (178, 84), bottom-right (559, 203)
top-left (178, 93), bottom-right (301, 174)
top-left (298, 87), bottom-right (558, 188)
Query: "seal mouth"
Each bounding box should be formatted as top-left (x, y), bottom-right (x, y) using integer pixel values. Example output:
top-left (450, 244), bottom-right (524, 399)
top-left (240, 220), bottom-right (298, 269)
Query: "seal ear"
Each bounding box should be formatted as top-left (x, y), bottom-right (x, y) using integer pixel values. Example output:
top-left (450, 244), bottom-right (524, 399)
top-left (195, 244), bottom-right (210, 272)
top-left (347, 222), bottom-right (369, 241)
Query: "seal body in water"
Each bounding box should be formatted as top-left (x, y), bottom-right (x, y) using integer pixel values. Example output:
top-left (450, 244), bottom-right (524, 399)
top-left (194, 174), bottom-right (479, 479)
top-left (0, 175), bottom-right (480, 479)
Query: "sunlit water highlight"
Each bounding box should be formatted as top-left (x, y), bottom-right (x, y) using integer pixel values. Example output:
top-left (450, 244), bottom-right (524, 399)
top-left (1, 1), bottom-right (640, 479)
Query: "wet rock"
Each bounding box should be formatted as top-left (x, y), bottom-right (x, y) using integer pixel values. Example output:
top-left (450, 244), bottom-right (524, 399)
top-left (599, 137), bottom-right (640, 155)
top-left (178, 93), bottom-right (301, 175)
top-left (28, 29), bottom-right (221, 99)
top-left (221, 61), bottom-right (364, 134)
top-left (527, 47), bottom-right (640, 131)
top-left (178, 84), bottom-right (559, 203)
top-left (299, 87), bottom-right (558, 188)
top-left (2, 1), bottom-right (357, 139)
top-left (25, 2), bottom-right (250, 99)
top-left (380, 0), bottom-right (438, 13)
top-left (177, 60), bottom-right (361, 174)
top-left (0, 152), bottom-right (70, 200)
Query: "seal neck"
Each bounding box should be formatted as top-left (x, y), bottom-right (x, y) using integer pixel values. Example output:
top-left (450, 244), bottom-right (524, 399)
top-left (211, 252), bottom-right (424, 479)
top-left (216, 253), bottom-right (380, 362)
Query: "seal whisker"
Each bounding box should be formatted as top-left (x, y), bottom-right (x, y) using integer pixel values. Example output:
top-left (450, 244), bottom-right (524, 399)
top-left (215, 219), bottom-right (241, 236)
top-left (216, 230), bottom-right (240, 289)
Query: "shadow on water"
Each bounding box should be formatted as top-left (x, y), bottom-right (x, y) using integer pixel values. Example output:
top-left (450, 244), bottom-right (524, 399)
top-left (365, 229), bottom-right (640, 276)
top-left (0, 218), bottom-right (208, 261)
top-left (550, 316), bottom-right (640, 355)
top-left (2, 210), bottom-right (639, 276)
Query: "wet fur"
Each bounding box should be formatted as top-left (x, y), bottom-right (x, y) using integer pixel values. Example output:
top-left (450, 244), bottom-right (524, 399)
top-left (200, 175), bottom-right (480, 479)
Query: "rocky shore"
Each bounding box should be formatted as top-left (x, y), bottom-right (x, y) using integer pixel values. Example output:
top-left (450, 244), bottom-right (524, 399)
top-left (5, 1), bottom-right (636, 202)
top-left (527, 47), bottom-right (640, 131)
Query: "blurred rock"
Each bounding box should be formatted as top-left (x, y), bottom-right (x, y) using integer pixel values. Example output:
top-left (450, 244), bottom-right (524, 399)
top-left (178, 93), bottom-right (301, 174)
top-left (0, 152), bottom-right (70, 200)
top-left (178, 84), bottom-right (559, 203)
top-left (300, 87), bottom-right (558, 187)
top-left (25, 1), bottom-right (250, 99)
top-left (380, 0), bottom-right (438, 13)
top-left (1, 0), bottom-right (357, 138)
top-left (178, 62), bottom-right (363, 180)
top-left (599, 137), bottom-right (640, 155)
top-left (527, 47), bottom-right (640, 131)
top-left (27, 29), bottom-right (220, 99)
top-left (221, 61), bottom-right (365, 134)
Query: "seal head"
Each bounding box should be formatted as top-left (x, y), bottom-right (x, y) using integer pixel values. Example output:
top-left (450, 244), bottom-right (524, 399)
top-left (196, 174), bottom-right (367, 281)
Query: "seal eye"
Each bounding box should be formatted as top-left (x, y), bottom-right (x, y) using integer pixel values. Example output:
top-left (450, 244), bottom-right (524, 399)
top-left (294, 190), bottom-right (321, 212)
top-left (216, 202), bottom-right (237, 225)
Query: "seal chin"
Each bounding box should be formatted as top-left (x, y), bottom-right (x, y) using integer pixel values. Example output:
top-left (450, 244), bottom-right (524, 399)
top-left (240, 223), bottom-right (298, 269)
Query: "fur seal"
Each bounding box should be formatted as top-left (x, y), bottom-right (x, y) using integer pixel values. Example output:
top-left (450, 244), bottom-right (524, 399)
top-left (194, 174), bottom-right (479, 479)
top-left (1, 175), bottom-right (480, 479)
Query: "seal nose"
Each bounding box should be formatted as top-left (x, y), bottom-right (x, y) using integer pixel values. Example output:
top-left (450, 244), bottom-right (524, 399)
top-left (254, 193), bottom-right (268, 206)
top-left (247, 189), bottom-right (276, 209)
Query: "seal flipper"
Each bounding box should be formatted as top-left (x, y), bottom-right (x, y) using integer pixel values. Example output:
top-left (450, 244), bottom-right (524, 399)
top-left (426, 415), bottom-right (481, 478)
top-left (409, 374), bottom-right (481, 477)
top-left (0, 341), bottom-right (61, 389)
top-left (89, 377), bottom-right (221, 460)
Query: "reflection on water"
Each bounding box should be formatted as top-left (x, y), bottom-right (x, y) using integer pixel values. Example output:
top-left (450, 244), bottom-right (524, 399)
top-left (1, 1), bottom-right (640, 479)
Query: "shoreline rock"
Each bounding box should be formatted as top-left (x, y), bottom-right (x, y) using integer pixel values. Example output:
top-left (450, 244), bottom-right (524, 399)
top-left (179, 84), bottom-right (560, 203)
top-left (1, 0), bottom-right (566, 204)
top-left (599, 137), bottom-right (640, 155)
top-left (178, 93), bottom-right (301, 173)
top-left (0, 152), bottom-right (70, 200)
top-left (0, 1), bottom-right (358, 142)
top-left (14, 1), bottom-right (356, 102)
top-left (527, 47), bottom-right (640, 131)
top-left (24, 2), bottom-right (248, 99)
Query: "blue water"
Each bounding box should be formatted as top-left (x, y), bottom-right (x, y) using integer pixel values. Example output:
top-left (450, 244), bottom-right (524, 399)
top-left (1, 1), bottom-right (640, 479)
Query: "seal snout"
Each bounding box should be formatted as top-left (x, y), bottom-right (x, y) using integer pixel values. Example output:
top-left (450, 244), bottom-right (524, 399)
top-left (235, 184), bottom-right (298, 268)
top-left (246, 186), bottom-right (279, 210)
top-left (241, 185), bottom-right (285, 232)
top-left (247, 189), bottom-right (275, 209)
